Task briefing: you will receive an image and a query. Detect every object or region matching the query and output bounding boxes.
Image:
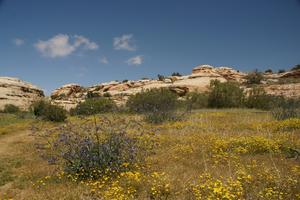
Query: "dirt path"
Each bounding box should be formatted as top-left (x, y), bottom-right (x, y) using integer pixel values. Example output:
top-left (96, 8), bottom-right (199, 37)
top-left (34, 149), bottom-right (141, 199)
top-left (0, 130), bottom-right (33, 156)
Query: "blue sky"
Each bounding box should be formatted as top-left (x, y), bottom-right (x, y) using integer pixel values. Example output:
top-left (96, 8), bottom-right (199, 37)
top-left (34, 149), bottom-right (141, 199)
top-left (0, 0), bottom-right (300, 94)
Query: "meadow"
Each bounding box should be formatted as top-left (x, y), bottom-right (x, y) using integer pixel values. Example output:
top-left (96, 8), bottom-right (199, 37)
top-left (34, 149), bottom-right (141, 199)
top-left (0, 109), bottom-right (299, 200)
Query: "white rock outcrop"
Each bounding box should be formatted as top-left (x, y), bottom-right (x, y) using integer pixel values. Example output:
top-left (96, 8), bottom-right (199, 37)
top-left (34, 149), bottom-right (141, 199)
top-left (0, 77), bottom-right (44, 110)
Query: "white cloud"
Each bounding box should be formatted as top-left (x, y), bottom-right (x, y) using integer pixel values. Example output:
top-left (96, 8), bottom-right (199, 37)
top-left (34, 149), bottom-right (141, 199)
top-left (100, 56), bottom-right (109, 64)
top-left (126, 55), bottom-right (143, 65)
top-left (113, 34), bottom-right (136, 51)
top-left (74, 35), bottom-right (98, 50)
top-left (13, 38), bottom-right (24, 46)
top-left (34, 34), bottom-right (98, 58)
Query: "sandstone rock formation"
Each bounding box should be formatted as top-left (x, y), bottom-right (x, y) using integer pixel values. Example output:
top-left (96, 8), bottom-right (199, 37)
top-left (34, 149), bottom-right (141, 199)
top-left (50, 64), bottom-right (246, 110)
top-left (0, 77), bottom-right (44, 110)
top-left (264, 83), bottom-right (300, 98)
top-left (49, 64), bottom-right (300, 110)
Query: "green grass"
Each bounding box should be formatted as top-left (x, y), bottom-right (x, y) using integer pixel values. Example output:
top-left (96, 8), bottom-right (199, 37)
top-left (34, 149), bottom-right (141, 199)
top-left (0, 109), bottom-right (299, 199)
top-left (0, 113), bottom-right (33, 137)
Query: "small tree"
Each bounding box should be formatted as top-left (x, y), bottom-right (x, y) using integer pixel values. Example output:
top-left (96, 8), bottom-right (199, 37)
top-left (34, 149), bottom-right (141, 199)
top-left (185, 92), bottom-right (208, 111)
top-left (31, 100), bottom-right (67, 122)
top-left (171, 72), bottom-right (182, 76)
top-left (265, 69), bottom-right (273, 73)
top-left (245, 69), bottom-right (263, 84)
top-left (208, 80), bottom-right (245, 108)
top-left (157, 74), bottom-right (165, 81)
top-left (71, 98), bottom-right (116, 116)
top-left (245, 87), bottom-right (273, 110)
top-left (2, 104), bottom-right (20, 114)
top-left (291, 64), bottom-right (300, 71)
top-left (126, 88), bottom-right (178, 123)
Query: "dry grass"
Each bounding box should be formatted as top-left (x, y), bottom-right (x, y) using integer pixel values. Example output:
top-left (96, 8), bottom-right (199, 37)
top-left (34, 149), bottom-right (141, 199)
top-left (0, 109), bottom-right (299, 199)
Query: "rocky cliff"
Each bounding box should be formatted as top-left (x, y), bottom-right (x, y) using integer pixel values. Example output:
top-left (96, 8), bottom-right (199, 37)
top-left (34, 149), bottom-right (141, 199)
top-left (1, 65), bottom-right (299, 111)
top-left (50, 65), bottom-right (247, 110)
top-left (50, 65), bottom-right (300, 110)
top-left (0, 77), bottom-right (44, 110)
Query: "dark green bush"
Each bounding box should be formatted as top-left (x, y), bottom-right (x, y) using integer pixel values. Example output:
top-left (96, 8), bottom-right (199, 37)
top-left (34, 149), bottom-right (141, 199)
top-left (278, 69), bottom-right (286, 73)
top-left (245, 70), bottom-right (263, 84)
top-left (126, 88), bottom-right (178, 123)
top-left (291, 64), bottom-right (300, 71)
top-left (185, 92), bottom-right (208, 111)
top-left (31, 100), bottom-right (67, 122)
top-left (70, 98), bottom-right (116, 116)
top-left (245, 87), bottom-right (274, 110)
top-left (103, 92), bottom-right (112, 97)
top-left (265, 69), bottom-right (273, 73)
top-left (171, 72), bottom-right (182, 76)
top-left (157, 74), bottom-right (165, 81)
top-left (208, 80), bottom-right (245, 108)
top-left (2, 104), bottom-right (20, 114)
top-left (127, 88), bottom-right (178, 113)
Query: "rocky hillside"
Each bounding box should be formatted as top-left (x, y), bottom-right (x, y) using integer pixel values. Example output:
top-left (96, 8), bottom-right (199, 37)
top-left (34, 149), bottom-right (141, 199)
top-left (50, 65), bottom-right (246, 110)
top-left (1, 65), bottom-right (298, 111)
top-left (0, 77), bottom-right (44, 110)
top-left (50, 64), bottom-right (300, 110)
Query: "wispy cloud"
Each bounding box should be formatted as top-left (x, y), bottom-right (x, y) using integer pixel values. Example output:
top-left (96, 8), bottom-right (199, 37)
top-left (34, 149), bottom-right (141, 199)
top-left (13, 38), bottom-right (24, 46)
top-left (126, 55), bottom-right (143, 65)
top-left (100, 56), bottom-right (109, 64)
top-left (113, 34), bottom-right (136, 51)
top-left (34, 34), bottom-right (98, 58)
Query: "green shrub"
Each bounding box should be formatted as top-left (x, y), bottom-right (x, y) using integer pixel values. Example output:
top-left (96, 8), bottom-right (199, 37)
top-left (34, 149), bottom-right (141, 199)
top-left (171, 72), bottom-right (182, 76)
top-left (126, 88), bottom-right (178, 123)
top-left (245, 70), bottom-right (263, 84)
top-left (208, 80), bottom-right (245, 108)
top-left (2, 104), bottom-right (20, 114)
top-left (157, 74), bottom-right (165, 81)
top-left (31, 100), bottom-right (47, 117)
top-left (271, 98), bottom-right (300, 120)
top-left (265, 69), bottom-right (273, 73)
top-left (291, 64), bottom-right (300, 71)
top-left (103, 92), bottom-right (112, 97)
top-left (127, 88), bottom-right (178, 113)
top-left (278, 69), bottom-right (286, 73)
top-left (245, 87), bottom-right (273, 110)
top-left (31, 100), bottom-right (67, 122)
top-left (185, 92), bottom-right (208, 111)
top-left (71, 98), bottom-right (116, 116)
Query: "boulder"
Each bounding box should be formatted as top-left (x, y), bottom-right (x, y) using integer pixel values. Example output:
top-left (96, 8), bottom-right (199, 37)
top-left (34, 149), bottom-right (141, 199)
top-left (0, 77), bottom-right (44, 110)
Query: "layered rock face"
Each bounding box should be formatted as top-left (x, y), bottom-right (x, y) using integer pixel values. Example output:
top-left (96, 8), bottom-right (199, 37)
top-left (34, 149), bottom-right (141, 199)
top-left (0, 77), bottom-right (44, 110)
top-left (49, 65), bottom-right (300, 110)
top-left (50, 65), bottom-right (246, 110)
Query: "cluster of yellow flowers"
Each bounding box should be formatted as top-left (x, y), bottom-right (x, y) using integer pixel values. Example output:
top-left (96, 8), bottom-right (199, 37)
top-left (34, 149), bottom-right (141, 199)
top-left (188, 173), bottom-right (243, 200)
top-left (265, 118), bottom-right (300, 131)
top-left (211, 136), bottom-right (282, 155)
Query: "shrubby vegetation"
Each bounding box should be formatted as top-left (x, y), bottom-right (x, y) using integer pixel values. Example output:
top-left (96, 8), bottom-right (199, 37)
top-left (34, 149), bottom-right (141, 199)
top-left (2, 104), bottom-right (20, 114)
top-left (245, 69), bottom-right (263, 85)
top-left (34, 116), bottom-right (154, 180)
top-left (265, 69), bottom-right (273, 73)
top-left (272, 98), bottom-right (300, 120)
top-left (185, 92), bottom-right (208, 111)
top-left (291, 64), bottom-right (300, 71)
top-left (31, 100), bottom-right (67, 122)
top-left (70, 98), bottom-right (116, 116)
top-left (171, 72), bottom-right (182, 76)
top-left (208, 80), bottom-right (245, 108)
top-left (157, 74), bottom-right (165, 81)
top-left (245, 87), bottom-right (274, 110)
top-left (126, 88), bottom-right (179, 123)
